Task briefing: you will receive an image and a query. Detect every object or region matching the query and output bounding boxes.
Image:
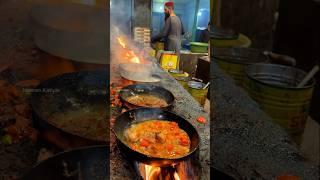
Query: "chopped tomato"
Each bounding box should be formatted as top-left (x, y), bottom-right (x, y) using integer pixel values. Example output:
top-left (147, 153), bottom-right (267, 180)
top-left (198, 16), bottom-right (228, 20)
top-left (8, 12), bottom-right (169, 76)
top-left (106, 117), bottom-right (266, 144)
top-left (167, 144), bottom-right (174, 151)
top-left (131, 145), bottom-right (138, 151)
top-left (179, 136), bottom-right (190, 146)
top-left (196, 116), bottom-right (206, 124)
top-left (170, 122), bottom-right (178, 126)
top-left (154, 121), bottom-right (162, 128)
top-left (140, 138), bottom-right (150, 147)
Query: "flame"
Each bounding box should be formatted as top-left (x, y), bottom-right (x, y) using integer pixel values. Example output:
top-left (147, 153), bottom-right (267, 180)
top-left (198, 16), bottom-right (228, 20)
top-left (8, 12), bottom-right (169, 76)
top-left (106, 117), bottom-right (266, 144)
top-left (131, 56), bottom-right (141, 63)
top-left (144, 164), bottom-right (181, 180)
top-left (174, 172), bottom-right (181, 180)
top-left (117, 37), bottom-right (126, 48)
top-left (145, 164), bottom-right (160, 180)
top-left (125, 50), bottom-right (141, 64)
top-left (117, 36), bottom-right (143, 64)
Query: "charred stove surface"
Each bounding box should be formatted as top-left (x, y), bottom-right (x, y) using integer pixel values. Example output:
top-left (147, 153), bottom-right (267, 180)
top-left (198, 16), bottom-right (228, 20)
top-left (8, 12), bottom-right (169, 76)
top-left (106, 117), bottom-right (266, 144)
top-left (210, 62), bottom-right (319, 179)
top-left (110, 63), bottom-right (210, 180)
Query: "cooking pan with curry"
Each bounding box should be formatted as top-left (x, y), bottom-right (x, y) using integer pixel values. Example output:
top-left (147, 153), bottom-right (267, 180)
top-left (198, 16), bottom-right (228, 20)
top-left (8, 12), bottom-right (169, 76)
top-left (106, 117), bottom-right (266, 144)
top-left (30, 70), bottom-right (108, 149)
top-left (119, 84), bottom-right (174, 110)
top-left (113, 108), bottom-right (200, 167)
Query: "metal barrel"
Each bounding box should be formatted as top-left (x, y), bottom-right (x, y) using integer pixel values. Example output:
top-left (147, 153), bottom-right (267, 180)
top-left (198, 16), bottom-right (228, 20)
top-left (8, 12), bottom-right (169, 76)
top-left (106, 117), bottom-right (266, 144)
top-left (212, 48), bottom-right (268, 86)
top-left (169, 70), bottom-right (189, 90)
top-left (243, 63), bottom-right (315, 143)
top-left (187, 81), bottom-right (208, 106)
top-left (210, 33), bottom-right (252, 48)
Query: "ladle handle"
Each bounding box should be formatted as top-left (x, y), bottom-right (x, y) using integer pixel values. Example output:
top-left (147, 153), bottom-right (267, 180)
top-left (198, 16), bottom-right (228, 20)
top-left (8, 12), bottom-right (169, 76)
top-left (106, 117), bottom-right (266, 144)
top-left (192, 77), bottom-right (203, 82)
top-left (297, 65), bottom-right (319, 88)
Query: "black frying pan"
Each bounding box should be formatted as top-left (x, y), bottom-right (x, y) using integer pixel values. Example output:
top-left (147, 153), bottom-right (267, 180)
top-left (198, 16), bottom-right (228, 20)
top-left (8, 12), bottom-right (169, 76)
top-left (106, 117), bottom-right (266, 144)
top-left (119, 84), bottom-right (174, 110)
top-left (21, 145), bottom-right (108, 180)
top-left (113, 108), bottom-right (200, 167)
top-left (30, 70), bottom-right (109, 148)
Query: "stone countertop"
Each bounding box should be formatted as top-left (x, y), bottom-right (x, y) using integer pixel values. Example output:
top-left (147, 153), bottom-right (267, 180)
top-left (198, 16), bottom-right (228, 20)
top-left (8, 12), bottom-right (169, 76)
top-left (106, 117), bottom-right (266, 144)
top-left (110, 63), bottom-right (210, 180)
top-left (210, 61), bottom-right (319, 179)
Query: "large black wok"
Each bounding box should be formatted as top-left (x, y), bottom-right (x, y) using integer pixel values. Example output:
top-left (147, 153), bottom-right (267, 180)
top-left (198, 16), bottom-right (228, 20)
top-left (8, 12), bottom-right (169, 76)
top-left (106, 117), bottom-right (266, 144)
top-left (30, 70), bottom-right (109, 148)
top-left (119, 84), bottom-right (174, 110)
top-left (21, 145), bottom-right (108, 180)
top-left (113, 108), bottom-right (200, 167)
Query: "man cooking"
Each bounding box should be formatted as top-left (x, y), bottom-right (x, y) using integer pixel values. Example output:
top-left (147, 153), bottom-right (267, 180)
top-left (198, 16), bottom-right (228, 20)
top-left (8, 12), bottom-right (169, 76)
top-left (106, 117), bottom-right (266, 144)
top-left (151, 2), bottom-right (185, 57)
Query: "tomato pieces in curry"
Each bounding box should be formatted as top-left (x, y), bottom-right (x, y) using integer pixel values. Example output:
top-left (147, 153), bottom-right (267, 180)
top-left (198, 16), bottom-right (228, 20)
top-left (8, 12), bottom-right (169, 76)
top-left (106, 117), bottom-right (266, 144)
top-left (124, 120), bottom-right (191, 158)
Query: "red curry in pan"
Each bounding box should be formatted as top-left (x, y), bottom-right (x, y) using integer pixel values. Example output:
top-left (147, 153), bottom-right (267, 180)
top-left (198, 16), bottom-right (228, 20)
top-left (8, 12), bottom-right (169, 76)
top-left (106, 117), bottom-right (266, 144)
top-left (124, 120), bottom-right (191, 158)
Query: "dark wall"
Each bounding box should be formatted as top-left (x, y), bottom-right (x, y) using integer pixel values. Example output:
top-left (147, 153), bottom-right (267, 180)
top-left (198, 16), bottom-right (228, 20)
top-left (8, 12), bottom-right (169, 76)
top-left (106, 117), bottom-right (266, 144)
top-left (134, 0), bottom-right (151, 28)
top-left (220, 0), bottom-right (279, 49)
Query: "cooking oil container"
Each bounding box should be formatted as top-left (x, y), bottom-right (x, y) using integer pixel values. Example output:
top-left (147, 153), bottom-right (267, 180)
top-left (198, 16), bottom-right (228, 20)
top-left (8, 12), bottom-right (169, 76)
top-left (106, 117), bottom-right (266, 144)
top-left (243, 63), bottom-right (315, 144)
top-left (187, 81), bottom-right (208, 106)
top-left (169, 69), bottom-right (189, 89)
top-left (213, 48), bottom-right (268, 86)
top-left (160, 51), bottom-right (179, 71)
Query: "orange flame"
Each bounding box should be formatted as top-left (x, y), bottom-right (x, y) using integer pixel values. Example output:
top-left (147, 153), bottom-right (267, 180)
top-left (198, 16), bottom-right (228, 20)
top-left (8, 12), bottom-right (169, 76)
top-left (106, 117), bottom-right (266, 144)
top-left (117, 37), bottom-right (126, 48)
top-left (125, 50), bottom-right (141, 64)
top-left (174, 172), bottom-right (181, 180)
top-left (130, 56), bottom-right (141, 63)
top-left (145, 164), bottom-right (160, 180)
top-left (144, 164), bottom-right (181, 180)
top-left (117, 36), bottom-right (143, 64)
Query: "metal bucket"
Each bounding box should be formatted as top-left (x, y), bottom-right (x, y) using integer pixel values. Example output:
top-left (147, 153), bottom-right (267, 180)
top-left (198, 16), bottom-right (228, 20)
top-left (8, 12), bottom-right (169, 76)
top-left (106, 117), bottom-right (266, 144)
top-left (244, 63), bottom-right (315, 142)
top-left (213, 48), bottom-right (269, 86)
top-left (169, 70), bottom-right (189, 90)
top-left (187, 81), bottom-right (208, 106)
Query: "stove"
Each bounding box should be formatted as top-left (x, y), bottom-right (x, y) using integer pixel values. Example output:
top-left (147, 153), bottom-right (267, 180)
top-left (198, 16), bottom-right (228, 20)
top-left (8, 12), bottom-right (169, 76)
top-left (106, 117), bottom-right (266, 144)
top-left (116, 144), bottom-right (200, 180)
top-left (133, 159), bottom-right (199, 180)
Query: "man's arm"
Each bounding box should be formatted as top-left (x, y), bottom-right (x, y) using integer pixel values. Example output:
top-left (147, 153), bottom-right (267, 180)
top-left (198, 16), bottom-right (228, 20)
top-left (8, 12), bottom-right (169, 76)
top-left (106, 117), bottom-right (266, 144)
top-left (151, 18), bottom-right (170, 43)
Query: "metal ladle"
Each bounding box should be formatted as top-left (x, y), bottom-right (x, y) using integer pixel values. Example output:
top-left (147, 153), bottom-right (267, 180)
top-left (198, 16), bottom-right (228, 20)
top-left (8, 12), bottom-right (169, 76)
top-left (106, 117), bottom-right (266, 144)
top-left (297, 65), bottom-right (319, 88)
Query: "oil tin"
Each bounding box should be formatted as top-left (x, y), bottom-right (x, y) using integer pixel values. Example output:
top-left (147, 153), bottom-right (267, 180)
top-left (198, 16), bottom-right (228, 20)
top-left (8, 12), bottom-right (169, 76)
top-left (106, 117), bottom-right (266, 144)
top-left (160, 51), bottom-right (179, 71)
top-left (187, 81), bottom-right (208, 106)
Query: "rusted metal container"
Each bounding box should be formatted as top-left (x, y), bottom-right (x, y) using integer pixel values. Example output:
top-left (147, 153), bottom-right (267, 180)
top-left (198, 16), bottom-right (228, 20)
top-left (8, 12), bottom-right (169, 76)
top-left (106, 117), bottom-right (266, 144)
top-left (187, 81), bottom-right (209, 106)
top-left (213, 47), bottom-right (268, 86)
top-left (169, 69), bottom-right (189, 90)
top-left (244, 63), bottom-right (315, 144)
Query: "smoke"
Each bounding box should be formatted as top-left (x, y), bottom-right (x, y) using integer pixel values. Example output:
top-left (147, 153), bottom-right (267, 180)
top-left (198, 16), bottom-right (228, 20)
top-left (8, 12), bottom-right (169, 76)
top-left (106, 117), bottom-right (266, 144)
top-left (110, 0), bottom-right (160, 82)
top-left (133, 3), bottom-right (151, 28)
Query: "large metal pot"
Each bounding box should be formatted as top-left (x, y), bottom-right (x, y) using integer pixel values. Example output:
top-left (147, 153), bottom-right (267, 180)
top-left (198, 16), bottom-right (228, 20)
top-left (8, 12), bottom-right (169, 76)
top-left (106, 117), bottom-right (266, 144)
top-left (30, 70), bottom-right (109, 149)
top-left (243, 63), bottom-right (315, 144)
top-left (213, 47), bottom-right (296, 86)
top-left (213, 48), bottom-right (269, 85)
top-left (30, 2), bottom-right (109, 64)
top-left (119, 63), bottom-right (161, 82)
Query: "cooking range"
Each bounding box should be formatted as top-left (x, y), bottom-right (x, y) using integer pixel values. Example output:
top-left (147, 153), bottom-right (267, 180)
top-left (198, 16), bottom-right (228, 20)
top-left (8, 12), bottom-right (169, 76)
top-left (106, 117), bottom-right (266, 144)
top-left (109, 35), bottom-right (210, 180)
